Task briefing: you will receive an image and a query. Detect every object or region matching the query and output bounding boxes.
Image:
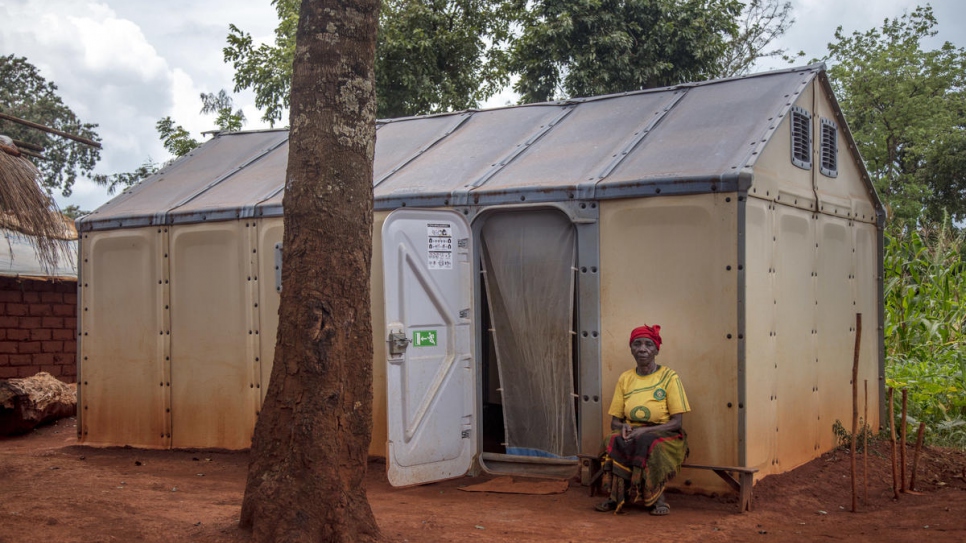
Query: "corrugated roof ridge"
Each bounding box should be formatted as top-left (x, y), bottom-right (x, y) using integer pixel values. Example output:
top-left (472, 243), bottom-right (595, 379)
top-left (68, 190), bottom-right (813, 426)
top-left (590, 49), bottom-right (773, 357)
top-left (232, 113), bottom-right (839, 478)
top-left (374, 112), bottom-right (473, 189)
top-left (452, 104), bottom-right (578, 206)
top-left (160, 133), bottom-right (290, 223)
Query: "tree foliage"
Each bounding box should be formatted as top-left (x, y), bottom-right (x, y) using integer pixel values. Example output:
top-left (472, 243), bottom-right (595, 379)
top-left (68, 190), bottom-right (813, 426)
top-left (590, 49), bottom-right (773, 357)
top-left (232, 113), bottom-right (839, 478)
top-left (824, 6), bottom-right (966, 224)
top-left (0, 55), bottom-right (102, 197)
top-left (718, 0), bottom-right (802, 77)
top-left (226, 0), bottom-right (517, 121)
top-left (884, 220), bottom-right (966, 448)
top-left (508, 0), bottom-right (743, 103)
top-left (156, 89), bottom-right (247, 159)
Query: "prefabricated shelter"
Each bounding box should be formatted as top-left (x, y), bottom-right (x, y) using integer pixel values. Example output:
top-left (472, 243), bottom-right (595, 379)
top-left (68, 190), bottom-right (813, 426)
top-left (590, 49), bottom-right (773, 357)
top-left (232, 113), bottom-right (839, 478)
top-left (76, 64), bottom-right (884, 492)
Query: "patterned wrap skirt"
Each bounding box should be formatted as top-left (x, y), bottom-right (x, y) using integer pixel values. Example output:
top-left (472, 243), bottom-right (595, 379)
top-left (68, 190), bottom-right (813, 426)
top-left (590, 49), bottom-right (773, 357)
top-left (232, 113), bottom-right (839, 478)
top-left (600, 429), bottom-right (689, 511)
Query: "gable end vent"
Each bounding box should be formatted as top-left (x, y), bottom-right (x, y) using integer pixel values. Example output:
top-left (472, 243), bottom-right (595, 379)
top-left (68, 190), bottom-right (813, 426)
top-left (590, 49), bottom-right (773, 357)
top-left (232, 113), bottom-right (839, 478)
top-left (790, 106), bottom-right (811, 170)
top-left (820, 118), bottom-right (838, 177)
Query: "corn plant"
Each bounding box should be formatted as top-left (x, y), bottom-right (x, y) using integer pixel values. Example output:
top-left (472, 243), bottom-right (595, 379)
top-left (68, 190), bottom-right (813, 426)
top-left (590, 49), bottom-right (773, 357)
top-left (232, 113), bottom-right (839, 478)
top-left (884, 220), bottom-right (966, 448)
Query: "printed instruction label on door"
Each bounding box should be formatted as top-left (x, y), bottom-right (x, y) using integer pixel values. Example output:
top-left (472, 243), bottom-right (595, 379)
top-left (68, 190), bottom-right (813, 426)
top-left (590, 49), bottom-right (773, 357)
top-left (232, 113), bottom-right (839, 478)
top-left (412, 330), bottom-right (438, 347)
top-left (427, 223), bottom-right (454, 270)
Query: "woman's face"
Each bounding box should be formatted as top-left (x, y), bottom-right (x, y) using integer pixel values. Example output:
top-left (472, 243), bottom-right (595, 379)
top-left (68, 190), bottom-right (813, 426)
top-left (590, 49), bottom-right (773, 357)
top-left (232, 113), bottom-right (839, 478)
top-left (630, 337), bottom-right (658, 368)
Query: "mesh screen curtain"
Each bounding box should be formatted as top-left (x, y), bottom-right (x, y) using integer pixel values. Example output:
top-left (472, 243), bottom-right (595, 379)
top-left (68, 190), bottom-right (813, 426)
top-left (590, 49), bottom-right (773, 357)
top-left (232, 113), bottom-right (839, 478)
top-left (480, 211), bottom-right (578, 458)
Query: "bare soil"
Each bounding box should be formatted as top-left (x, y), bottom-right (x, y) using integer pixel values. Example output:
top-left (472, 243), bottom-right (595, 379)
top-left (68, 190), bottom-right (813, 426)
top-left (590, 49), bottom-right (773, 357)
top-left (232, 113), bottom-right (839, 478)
top-left (1, 417), bottom-right (964, 542)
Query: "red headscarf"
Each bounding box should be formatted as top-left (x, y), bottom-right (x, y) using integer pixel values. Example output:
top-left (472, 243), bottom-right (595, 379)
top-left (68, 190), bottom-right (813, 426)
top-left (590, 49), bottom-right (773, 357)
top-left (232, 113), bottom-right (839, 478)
top-left (629, 324), bottom-right (662, 350)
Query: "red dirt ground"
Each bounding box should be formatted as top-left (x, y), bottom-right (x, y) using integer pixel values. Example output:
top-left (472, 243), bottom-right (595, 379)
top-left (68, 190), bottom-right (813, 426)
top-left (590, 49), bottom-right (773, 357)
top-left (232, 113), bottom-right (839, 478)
top-left (2, 417), bottom-right (964, 543)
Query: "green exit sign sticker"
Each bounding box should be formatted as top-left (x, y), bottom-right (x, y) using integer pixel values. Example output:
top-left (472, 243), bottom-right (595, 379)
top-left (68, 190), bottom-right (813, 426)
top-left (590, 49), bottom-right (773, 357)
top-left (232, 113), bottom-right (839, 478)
top-left (412, 330), bottom-right (438, 347)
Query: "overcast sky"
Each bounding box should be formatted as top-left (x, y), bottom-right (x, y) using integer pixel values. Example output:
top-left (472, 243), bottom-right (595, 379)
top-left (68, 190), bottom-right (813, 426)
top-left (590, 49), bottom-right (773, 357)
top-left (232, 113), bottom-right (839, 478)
top-left (1, 0), bottom-right (963, 212)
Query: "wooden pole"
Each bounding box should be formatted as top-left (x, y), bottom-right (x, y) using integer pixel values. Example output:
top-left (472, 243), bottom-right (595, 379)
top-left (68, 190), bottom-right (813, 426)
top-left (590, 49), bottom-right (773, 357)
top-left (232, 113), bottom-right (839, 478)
top-left (0, 111), bottom-right (102, 148)
top-left (900, 389), bottom-right (908, 492)
top-left (863, 379), bottom-right (869, 503)
top-left (850, 313), bottom-right (861, 512)
top-left (909, 422), bottom-right (926, 491)
top-left (889, 387), bottom-right (899, 499)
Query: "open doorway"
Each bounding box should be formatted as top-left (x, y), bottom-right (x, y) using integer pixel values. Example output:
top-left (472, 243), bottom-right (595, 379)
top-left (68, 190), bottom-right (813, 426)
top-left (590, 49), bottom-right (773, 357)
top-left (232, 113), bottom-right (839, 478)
top-left (477, 209), bottom-right (580, 467)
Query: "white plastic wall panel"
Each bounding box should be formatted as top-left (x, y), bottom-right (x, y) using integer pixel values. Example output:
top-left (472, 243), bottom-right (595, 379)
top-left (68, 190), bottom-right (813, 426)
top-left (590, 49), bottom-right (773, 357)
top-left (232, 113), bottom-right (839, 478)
top-left (749, 84), bottom-right (817, 212)
top-left (753, 79), bottom-right (878, 225)
top-left (743, 198), bottom-right (779, 474)
top-left (375, 105), bottom-right (567, 198)
top-left (600, 194), bottom-right (738, 491)
top-left (854, 223), bottom-right (881, 428)
top-left (810, 80), bottom-right (878, 223)
top-left (168, 222), bottom-right (257, 449)
top-left (255, 219), bottom-right (283, 404)
top-left (80, 228), bottom-right (165, 447)
top-left (814, 216), bottom-right (857, 453)
top-left (603, 71), bottom-right (809, 186)
top-left (173, 142), bottom-right (288, 216)
top-left (86, 131), bottom-right (288, 224)
top-left (482, 93), bottom-right (678, 191)
top-left (370, 211), bottom-right (389, 457)
top-left (773, 205), bottom-right (821, 471)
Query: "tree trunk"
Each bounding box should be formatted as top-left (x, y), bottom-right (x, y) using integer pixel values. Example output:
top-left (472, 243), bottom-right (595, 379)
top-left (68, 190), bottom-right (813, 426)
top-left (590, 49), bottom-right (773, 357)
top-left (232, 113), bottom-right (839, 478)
top-left (239, 0), bottom-right (380, 540)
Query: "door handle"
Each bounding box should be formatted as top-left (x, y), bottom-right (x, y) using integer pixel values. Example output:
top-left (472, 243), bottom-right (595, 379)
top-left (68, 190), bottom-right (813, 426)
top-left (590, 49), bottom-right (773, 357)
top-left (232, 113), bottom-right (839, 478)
top-left (388, 330), bottom-right (410, 356)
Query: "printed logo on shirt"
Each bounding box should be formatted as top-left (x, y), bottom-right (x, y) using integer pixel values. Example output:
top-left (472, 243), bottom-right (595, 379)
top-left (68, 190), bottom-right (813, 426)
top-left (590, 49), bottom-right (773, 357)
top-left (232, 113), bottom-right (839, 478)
top-left (653, 388), bottom-right (667, 401)
top-left (630, 406), bottom-right (651, 422)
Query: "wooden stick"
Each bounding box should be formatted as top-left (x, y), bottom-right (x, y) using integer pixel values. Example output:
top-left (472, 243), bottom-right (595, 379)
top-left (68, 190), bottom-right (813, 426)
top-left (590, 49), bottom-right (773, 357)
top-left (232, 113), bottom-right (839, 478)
top-left (900, 389), bottom-right (908, 492)
top-left (909, 421), bottom-right (926, 491)
top-left (850, 313), bottom-right (861, 512)
top-left (863, 379), bottom-right (869, 503)
top-left (0, 111), bottom-right (102, 148)
top-left (889, 387), bottom-right (899, 499)
top-left (11, 138), bottom-right (45, 152)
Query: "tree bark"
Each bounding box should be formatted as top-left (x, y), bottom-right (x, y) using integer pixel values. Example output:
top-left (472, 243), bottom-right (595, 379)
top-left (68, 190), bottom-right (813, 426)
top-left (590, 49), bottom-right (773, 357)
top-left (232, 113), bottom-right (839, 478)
top-left (239, 0), bottom-right (381, 541)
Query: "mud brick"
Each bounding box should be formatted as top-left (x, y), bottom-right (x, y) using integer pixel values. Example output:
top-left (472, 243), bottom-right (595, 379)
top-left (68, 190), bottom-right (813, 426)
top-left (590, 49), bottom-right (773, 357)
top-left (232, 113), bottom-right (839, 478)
top-left (7, 329), bottom-right (30, 341)
top-left (30, 329), bottom-right (53, 341)
top-left (41, 341), bottom-right (64, 353)
top-left (28, 304), bottom-right (53, 317)
top-left (17, 366), bottom-right (40, 377)
top-left (53, 353), bottom-right (72, 364)
top-left (9, 354), bottom-right (31, 365)
top-left (22, 291), bottom-right (41, 303)
top-left (52, 329), bottom-right (75, 341)
top-left (41, 365), bottom-right (61, 375)
top-left (0, 316), bottom-right (18, 328)
top-left (0, 341), bottom-right (19, 354)
top-left (40, 292), bottom-right (63, 303)
top-left (19, 342), bottom-right (41, 354)
top-left (6, 303), bottom-right (28, 316)
top-left (34, 353), bottom-right (55, 365)
top-left (0, 366), bottom-right (18, 378)
top-left (53, 304), bottom-right (75, 317)
top-left (63, 341), bottom-right (77, 354)
top-left (0, 290), bottom-right (22, 303)
top-left (64, 318), bottom-right (76, 329)
top-left (20, 317), bottom-right (42, 329)
top-left (41, 317), bottom-right (63, 329)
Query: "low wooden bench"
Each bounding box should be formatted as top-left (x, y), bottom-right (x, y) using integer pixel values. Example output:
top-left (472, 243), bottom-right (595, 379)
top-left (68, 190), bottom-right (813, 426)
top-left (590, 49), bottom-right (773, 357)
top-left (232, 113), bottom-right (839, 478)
top-left (578, 455), bottom-right (759, 512)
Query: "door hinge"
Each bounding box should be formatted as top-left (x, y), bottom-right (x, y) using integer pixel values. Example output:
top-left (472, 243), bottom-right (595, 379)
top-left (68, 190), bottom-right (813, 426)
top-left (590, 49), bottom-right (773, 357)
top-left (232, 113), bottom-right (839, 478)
top-left (461, 429), bottom-right (471, 439)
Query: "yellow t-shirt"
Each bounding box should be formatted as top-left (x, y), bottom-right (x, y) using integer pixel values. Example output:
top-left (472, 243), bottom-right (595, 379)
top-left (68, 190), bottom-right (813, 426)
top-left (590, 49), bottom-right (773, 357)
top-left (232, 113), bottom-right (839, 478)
top-left (608, 365), bottom-right (690, 425)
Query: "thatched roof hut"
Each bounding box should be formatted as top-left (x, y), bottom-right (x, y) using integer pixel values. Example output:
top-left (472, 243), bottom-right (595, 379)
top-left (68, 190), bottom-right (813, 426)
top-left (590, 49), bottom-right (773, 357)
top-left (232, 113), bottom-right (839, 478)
top-left (0, 136), bottom-right (74, 273)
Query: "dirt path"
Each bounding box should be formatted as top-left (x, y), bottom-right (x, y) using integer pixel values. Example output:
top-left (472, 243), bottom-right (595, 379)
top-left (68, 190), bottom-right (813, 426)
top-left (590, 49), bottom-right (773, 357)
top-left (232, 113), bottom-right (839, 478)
top-left (1, 417), bottom-right (964, 542)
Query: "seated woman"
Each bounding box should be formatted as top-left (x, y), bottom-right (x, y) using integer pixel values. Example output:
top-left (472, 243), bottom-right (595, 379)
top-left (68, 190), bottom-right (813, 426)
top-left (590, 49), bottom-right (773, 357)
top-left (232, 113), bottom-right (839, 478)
top-left (595, 324), bottom-right (690, 515)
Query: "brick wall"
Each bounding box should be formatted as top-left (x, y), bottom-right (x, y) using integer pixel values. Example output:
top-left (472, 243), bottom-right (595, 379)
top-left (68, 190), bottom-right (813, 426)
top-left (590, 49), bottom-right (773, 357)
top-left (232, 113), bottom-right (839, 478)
top-left (0, 276), bottom-right (77, 382)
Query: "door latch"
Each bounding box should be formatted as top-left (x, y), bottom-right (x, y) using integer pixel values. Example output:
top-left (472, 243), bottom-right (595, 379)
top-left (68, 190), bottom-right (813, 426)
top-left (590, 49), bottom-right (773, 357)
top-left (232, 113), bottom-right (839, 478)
top-left (388, 330), bottom-right (410, 356)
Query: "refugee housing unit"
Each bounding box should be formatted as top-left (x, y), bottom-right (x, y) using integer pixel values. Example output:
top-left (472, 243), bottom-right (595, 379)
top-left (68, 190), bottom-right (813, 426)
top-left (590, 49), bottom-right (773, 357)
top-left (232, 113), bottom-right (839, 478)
top-left (75, 64), bottom-right (884, 493)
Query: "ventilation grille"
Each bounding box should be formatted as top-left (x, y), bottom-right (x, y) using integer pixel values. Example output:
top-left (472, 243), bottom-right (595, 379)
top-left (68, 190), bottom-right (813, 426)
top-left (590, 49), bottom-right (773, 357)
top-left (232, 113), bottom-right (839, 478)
top-left (820, 118), bottom-right (838, 177)
top-left (790, 106), bottom-right (811, 170)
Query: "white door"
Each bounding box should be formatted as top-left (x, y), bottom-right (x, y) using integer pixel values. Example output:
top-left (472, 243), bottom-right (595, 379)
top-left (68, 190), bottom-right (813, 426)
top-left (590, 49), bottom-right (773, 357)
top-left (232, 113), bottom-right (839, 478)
top-left (382, 209), bottom-right (475, 486)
